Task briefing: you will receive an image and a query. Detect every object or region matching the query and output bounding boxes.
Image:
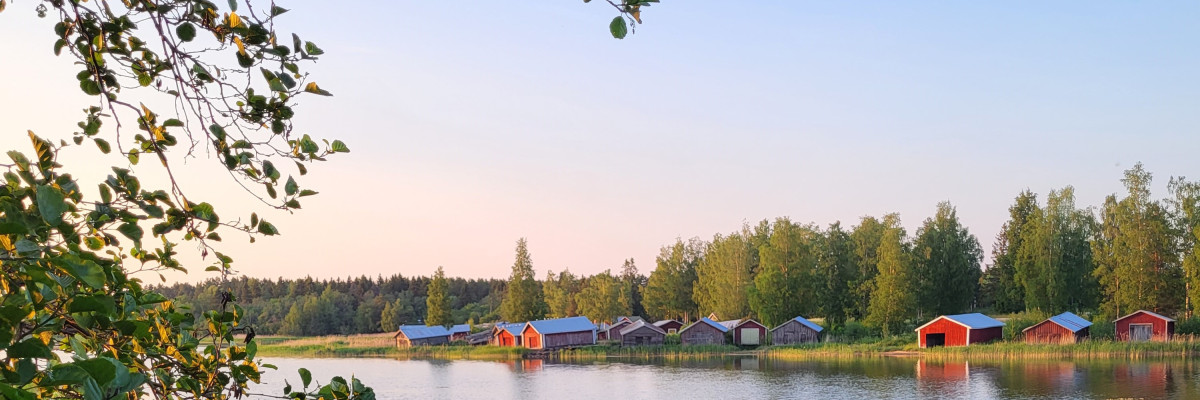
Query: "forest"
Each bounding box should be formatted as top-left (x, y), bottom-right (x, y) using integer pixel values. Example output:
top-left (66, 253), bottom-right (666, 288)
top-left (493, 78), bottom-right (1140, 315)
top-left (159, 163), bottom-right (1200, 337)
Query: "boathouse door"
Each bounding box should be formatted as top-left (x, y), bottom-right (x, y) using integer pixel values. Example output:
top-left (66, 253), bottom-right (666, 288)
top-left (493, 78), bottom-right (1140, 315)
top-left (1130, 324), bottom-right (1152, 342)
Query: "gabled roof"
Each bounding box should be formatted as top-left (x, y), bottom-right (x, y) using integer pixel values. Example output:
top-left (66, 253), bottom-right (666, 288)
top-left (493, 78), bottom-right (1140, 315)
top-left (915, 313), bottom-right (1004, 331)
top-left (619, 320), bottom-right (666, 336)
top-left (396, 325), bottom-right (451, 340)
top-left (718, 319), bottom-right (742, 330)
top-left (681, 317), bottom-right (729, 334)
top-left (526, 316), bottom-right (597, 335)
top-left (494, 322), bottom-right (525, 337)
top-left (771, 316), bottom-right (824, 333)
top-left (1036, 309), bottom-right (1094, 331)
top-left (1114, 310), bottom-right (1175, 323)
top-left (449, 324), bottom-right (471, 334)
top-left (653, 319), bottom-right (682, 328)
top-left (614, 316), bottom-right (645, 324)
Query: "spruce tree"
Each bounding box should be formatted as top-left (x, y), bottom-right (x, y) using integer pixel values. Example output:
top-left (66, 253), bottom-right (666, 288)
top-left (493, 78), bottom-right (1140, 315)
top-left (426, 266), bottom-right (452, 326)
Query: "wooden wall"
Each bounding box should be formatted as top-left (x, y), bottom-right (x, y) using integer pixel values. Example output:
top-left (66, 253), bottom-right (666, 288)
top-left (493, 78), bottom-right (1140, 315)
top-left (1023, 321), bottom-right (1086, 344)
top-left (620, 326), bottom-right (665, 346)
top-left (770, 320), bottom-right (820, 345)
top-left (1116, 312), bottom-right (1174, 342)
top-left (917, 318), bottom-right (969, 348)
top-left (681, 322), bottom-right (725, 346)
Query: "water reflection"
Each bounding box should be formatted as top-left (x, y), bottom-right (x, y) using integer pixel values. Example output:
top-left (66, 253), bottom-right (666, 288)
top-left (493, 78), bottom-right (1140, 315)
top-left (251, 356), bottom-right (1200, 400)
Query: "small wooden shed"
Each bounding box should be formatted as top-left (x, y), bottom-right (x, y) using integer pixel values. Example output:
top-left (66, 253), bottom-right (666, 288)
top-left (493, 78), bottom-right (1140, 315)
top-left (394, 325), bottom-right (451, 348)
top-left (1023, 312), bottom-right (1092, 344)
top-left (720, 318), bottom-right (768, 346)
top-left (606, 318), bottom-right (633, 343)
top-left (619, 320), bottom-right (666, 346)
top-left (1115, 310), bottom-right (1175, 342)
top-left (770, 316), bottom-right (824, 345)
top-left (449, 324), bottom-right (471, 342)
top-left (652, 319), bottom-right (684, 334)
top-left (916, 313), bottom-right (1004, 348)
top-left (680, 317), bottom-right (728, 345)
top-left (491, 323), bottom-right (524, 347)
top-left (522, 316), bottom-right (597, 350)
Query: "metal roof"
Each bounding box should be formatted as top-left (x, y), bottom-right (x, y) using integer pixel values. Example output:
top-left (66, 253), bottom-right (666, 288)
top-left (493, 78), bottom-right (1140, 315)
top-left (682, 317), bottom-right (729, 333)
top-left (494, 322), bottom-right (525, 337)
top-left (1049, 312), bottom-right (1093, 332)
top-left (397, 325), bottom-right (451, 340)
top-left (449, 324), bottom-right (471, 334)
top-left (527, 316), bottom-right (597, 335)
top-left (652, 319), bottom-right (682, 328)
top-left (771, 316), bottom-right (824, 333)
top-left (718, 319), bottom-right (742, 330)
top-left (619, 320), bottom-right (666, 336)
top-left (915, 313), bottom-right (1005, 331)
top-left (1114, 310), bottom-right (1176, 323)
top-left (1023, 312), bottom-right (1092, 333)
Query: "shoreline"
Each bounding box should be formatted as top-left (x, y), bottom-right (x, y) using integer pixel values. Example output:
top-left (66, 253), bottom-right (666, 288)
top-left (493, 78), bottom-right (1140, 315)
top-left (253, 335), bottom-right (1200, 361)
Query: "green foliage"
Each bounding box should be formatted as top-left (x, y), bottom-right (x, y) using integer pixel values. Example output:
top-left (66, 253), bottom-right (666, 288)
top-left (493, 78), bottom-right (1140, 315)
top-left (749, 218), bottom-right (819, 327)
top-left (426, 267), bottom-right (452, 326)
top-left (866, 214), bottom-right (917, 336)
top-left (913, 202), bottom-right (983, 316)
top-left (1176, 317), bottom-right (1200, 335)
top-left (849, 217), bottom-right (886, 320)
top-left (1168, 177), bottom-right (1200, 317)
top-left (501, 238), bottom-right (548, 322)
top-left (694, 229), bottom-right (755, 320)
top-left (575, 270), bottom-right (628, 323)
top-left (543, 269), bottom-right (579, 318)
top-left (643, 238), bottom-right (702, 321)
top-left (981, 191), bottom-right (1037, 313)
top-left (1001, 310), bottom-right (1050, 340)
top-left (1093, 163), bottom-right (1183, 317)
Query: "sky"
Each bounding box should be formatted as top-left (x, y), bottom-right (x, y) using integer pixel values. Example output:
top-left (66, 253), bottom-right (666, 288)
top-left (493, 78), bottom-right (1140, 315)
top-left (0, 1), bottom-right (1197, 283)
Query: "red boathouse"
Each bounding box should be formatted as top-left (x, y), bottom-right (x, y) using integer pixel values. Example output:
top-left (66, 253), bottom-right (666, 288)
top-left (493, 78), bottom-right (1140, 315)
top-left (916, 313), bottom-right (1004, 348)
top-left (522, 316), bottom-right (597, 350)
top-left (1114, 310), bottom-right (1175, 342)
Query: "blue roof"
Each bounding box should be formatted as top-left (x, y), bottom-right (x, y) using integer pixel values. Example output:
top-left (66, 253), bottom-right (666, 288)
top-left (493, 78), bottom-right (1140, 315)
top-left (1046, 312), bottom-right (1093, 333)
top-left (496, 322), bottom-right (525, 337)
top-left (684, 317), bottom-right (729, 333)
top-left (776, 316), bottom-right (823, 333)
top-left (917, 313), bottom-right (1004, 331)
top-left (449, 324), bottom-right (470, 334)
top-left (527, 316), bottom-right (597, 335)
top-left (397, 325), bottom-right (451, 340)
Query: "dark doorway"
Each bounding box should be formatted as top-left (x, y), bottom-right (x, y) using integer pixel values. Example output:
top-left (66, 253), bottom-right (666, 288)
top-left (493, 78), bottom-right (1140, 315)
top-left (925, 333), bottom-right (946, 347)
top-left (635, 336), bottom-right (645, 345)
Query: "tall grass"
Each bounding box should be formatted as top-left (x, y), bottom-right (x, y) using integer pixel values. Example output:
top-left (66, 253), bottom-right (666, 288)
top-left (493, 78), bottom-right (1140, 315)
top-left (554, 344), bottom-right (743, 361)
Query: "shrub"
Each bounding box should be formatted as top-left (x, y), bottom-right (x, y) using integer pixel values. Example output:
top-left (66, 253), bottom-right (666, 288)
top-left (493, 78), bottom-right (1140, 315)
top-left (1176, 317), bottom-right (1200, 335)
top-left (1002, 310), bottom-right (1050, 340)
top-left (1090, 319), bottom-right (1115, 340)
top-left (664, 333), bottom-right (681, 345)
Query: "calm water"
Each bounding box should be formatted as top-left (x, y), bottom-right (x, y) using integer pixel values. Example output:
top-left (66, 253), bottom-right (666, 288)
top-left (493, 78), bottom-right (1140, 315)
top-left (248, 356), bottom-right (1200, 399)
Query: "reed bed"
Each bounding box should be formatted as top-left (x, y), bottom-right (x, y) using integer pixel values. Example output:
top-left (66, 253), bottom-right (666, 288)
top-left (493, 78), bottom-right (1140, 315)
top-left (554, 345), bottom-right (744, 361)
top-left (770, 335), bottom-right (1200, 360)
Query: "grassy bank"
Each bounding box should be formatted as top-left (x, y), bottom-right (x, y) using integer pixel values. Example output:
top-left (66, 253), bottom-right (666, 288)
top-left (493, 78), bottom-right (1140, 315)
top-left (770, 336), bottom-right (1200, 360)
top-left (254, 333), bottom-right (1200, 361)
top-left (254, 334), bottom-right (528, 359)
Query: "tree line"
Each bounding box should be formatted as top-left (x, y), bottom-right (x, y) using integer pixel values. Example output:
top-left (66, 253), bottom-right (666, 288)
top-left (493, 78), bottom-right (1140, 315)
top-left (161, 163), bottom-right (1200, 337)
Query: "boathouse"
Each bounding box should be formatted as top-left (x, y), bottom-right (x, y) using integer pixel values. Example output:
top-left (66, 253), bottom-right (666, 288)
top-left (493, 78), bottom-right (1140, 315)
top-left (1022, 312), bottom-right (1092, 344)
top-left (720, 318), bottom-right (768, 346)
top-left (522, 316), bottom-right (597, 350)
top-left (449, 324), bottom-right (471, 342)
top-left (915, 313), bottom-right (1004, 348)
top-left (679, 317), bottom-right (728, 345)
top-left (491, 322), bottom-right (524, 347)
top-left (1115, 310), bottom-right (1175, 342)
top-left (770, 316), bottom-right (824, 345)
top-left (652, 319), bottom-right (684, 334)
top-left (619, 320), bottom-right (666, 346)
top-left (606, 318), bottom-right (634, 343)
top-left (394, 325), bottom-right (451, 348)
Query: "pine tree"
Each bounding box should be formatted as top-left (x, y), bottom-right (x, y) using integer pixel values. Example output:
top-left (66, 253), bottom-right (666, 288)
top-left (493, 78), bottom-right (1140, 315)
top-left (501, 238), bottom-right (548, 322)
top-left (426, 266), bottom-right (452, 326)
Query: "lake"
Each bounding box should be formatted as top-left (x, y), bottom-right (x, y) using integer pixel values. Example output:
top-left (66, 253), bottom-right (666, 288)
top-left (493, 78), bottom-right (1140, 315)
top-left (249, 356), bottom-right (1200, 399)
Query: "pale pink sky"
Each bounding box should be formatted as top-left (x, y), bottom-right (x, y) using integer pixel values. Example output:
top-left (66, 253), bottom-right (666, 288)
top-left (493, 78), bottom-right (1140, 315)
top-left (1, 1), bottom-right (1196, 283)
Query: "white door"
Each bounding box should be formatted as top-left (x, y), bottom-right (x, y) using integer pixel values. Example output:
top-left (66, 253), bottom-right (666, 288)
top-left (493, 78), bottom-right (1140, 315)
top-left (741, 328), bottom-right (760, 345)
top-left (1130, 324), bottom-right (1152, 342)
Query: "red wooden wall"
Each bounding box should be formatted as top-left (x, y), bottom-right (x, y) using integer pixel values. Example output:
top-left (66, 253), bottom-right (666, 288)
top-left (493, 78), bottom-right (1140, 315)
top-left (967, 326), bottom-right (1003, 344)
top-left (1115, 312), bottom-right (1174, 342)
top-left (917, 318), bottom-right (970, 348)
top-left (1023, 321), bottom-right (1083, 344)
top-left (731, 320), bottom-right (767, 346)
